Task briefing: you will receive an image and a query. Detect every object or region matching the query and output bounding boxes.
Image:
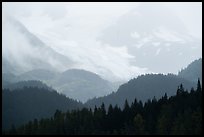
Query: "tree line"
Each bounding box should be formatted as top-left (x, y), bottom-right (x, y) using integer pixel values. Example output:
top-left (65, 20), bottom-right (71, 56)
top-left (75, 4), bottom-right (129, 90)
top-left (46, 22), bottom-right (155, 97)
top-left (4, 80), bottom-right (202, 135)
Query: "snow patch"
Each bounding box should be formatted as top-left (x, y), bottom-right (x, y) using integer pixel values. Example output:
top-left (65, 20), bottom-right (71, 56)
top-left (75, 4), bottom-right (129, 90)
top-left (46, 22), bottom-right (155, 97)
top-left (154, 26), bottom-right (186, 43)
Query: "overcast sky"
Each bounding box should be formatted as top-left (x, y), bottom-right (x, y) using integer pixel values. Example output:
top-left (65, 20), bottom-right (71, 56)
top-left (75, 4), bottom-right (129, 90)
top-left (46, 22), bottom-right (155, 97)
top-left (2, 2), bottom-right (202, 81)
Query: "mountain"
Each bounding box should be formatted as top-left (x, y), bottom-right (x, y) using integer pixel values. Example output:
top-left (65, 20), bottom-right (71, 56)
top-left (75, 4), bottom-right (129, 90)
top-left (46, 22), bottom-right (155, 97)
top-left (6, 68), bottom-right (116, 103)
top-left (178, 58), bottom-right (202, 83)
top-left (2, 15), bottom-right (73, 75)
top-left (98, 4), bottom-right (202, 74)
top-left (2, 72), bottom-right (20, 89)
top-left (2, 72), bottom-right (18, 85)
top-left (2, 69), bottom-right (59, 90)
top-left (17, 69), bottom-right (59, 81)
top-left (49, 69), bottom-right (115, 103)
top-left (2, 86), bottom-right (83, 130)
top-left (85, 74), bottom-right (196, 109)
top-left (2, 80), bottom-right (53, 91)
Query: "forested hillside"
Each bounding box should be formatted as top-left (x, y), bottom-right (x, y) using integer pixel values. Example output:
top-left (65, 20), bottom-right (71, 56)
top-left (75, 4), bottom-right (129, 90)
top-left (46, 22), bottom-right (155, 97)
top-left (86, 74), bottom-right (196, 109)
top-left (2, 80), bottom-right (53, 91)
top-left (178, 58), bottom-right (202, 83)
top-left (4, 80), bottom-right (202, 135)
top-left (2, 87), bottom-right (83, 130)
top-left (50, 69), bottom-right (114, 103)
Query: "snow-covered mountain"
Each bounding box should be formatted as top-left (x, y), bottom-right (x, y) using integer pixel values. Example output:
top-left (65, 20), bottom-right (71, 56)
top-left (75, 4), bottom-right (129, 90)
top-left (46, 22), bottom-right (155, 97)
top-left (98, 4), bottom-right (202, 74)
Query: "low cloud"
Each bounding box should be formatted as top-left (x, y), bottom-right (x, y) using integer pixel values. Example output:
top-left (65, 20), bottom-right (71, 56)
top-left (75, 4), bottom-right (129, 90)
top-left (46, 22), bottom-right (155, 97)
top-left (2, 2), bottom-right (202, 81)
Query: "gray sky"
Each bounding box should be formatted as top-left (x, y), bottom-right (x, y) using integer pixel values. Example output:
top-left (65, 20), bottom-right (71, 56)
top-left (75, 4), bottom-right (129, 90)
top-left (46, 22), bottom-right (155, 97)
top-left (2, 2), bottom-right (202, 81)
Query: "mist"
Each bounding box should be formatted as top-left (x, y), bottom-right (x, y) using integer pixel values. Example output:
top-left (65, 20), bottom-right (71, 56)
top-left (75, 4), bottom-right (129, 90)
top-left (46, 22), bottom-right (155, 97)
top-left (2, 3), bottom-right (202, 134)
top-left (2, 2), bottom-right (202, 82)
